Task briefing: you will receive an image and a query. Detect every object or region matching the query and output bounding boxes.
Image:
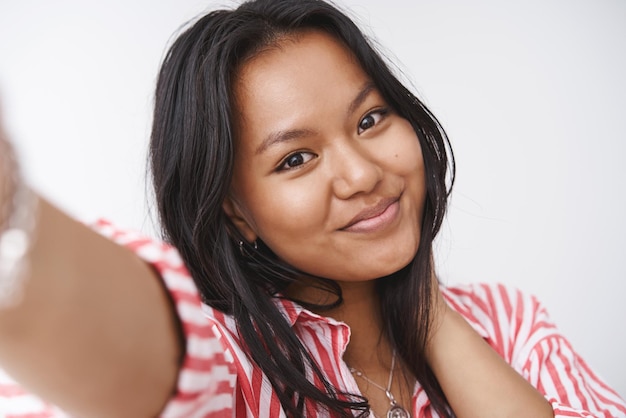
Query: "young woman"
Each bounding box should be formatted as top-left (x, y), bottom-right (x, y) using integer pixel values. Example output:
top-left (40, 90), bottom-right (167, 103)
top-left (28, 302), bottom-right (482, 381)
top-left (0, 0), bottom-right (624, 417)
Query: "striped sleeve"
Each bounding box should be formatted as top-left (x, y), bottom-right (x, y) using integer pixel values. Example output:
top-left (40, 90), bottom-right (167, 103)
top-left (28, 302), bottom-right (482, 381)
top-left (443, 283), bottom-right (626, 418)
top-left (0, 368), bottom-right (68, 418)
top-left (518, 299), bottom-right (626, 417)
top-left (0, 221), bottom-right (237, 417)
top-left (91, 220), bottom-right (237, 418)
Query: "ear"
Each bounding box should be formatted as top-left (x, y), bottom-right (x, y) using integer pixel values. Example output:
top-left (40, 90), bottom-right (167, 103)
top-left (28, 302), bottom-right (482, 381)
top-left (222, 195), bottom-right (258, 243)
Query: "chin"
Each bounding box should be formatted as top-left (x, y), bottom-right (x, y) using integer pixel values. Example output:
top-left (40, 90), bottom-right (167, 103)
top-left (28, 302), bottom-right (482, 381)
top-left (350, 250), bottom-right (417, 281)
top-left (376, 258), bottom-right (415, 279)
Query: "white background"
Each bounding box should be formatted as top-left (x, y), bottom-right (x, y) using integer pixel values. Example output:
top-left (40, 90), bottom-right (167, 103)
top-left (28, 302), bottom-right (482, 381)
top-left (1, 0), bottom-right (625, 399)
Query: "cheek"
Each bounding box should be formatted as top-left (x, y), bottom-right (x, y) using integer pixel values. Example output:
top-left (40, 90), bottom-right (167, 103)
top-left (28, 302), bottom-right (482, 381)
top-left (398, 141), bottom-right (424, 176)
top-left (385, 120), bottom-right (425, 177)
top-left (241, 178), bottom-right (328, 245)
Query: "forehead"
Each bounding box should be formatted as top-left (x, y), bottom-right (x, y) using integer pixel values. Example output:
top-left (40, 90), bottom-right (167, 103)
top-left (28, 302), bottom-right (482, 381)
top-left (235, 29), bottom-right (364, 91)
top-left (232, 30), bottom-right (371, 148)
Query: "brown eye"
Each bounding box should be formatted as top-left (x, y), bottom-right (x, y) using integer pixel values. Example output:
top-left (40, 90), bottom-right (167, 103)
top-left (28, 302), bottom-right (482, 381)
top-left (359, 115), bottom-right (376, 131)
top-left (278, 151), bottom-right (316, 171)
top-left (287, 154), bottom-right (304, 167)
top-left (357, 108), bottom-right (389, 134)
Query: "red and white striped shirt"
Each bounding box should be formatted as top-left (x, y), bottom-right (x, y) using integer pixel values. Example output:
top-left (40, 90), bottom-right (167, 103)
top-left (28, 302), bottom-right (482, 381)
top-left (1, 222), bottom-right (625, 417)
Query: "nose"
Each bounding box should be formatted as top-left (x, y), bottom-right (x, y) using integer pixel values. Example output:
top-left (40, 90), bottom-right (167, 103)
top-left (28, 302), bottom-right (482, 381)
top-left (331, 142), bottom-right (383, 199)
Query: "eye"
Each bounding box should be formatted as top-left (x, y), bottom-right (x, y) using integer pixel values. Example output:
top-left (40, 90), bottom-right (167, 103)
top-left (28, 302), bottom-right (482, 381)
top-left (357, 108), bottom-right (389, 134)
top-left (278, 151), bottom-right (316, 171)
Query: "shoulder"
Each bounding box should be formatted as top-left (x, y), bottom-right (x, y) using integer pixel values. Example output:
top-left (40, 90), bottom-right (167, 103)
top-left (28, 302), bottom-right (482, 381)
top-left (91, 219), bottom-right (206, 311)
top-left (442, 282), bottom-right (545, 319)
top-left (91, 219), bottom-right (188, 276)
top-left (440, 286), bottom-right (626, 416)
top-left (441, 282), bottom-right (559, 365)
top-left (91, 220), bottom-right (238, 417)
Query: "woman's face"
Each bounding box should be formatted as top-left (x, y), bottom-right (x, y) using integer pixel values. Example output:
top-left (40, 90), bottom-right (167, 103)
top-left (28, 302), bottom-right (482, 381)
top-left (224, 30), bottom-right (426, 282)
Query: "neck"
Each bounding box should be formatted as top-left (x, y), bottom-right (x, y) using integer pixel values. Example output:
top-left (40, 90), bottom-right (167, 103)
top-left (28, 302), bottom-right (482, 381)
top-left (287, 278), bottom-right (393, 371)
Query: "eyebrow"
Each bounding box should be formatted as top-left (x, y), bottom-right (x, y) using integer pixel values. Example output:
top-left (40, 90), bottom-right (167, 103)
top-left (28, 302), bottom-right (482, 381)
top-left (347, 81), bottom-right (376, 116)
top-left (255, 80), bottom-right (377, 155)
top-left (255, 128), bottom-right (316, 155)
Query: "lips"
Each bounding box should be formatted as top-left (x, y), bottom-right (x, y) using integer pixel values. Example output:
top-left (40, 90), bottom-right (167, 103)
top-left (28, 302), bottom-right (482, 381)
top-left (340, 196), bottom-right (400, 233)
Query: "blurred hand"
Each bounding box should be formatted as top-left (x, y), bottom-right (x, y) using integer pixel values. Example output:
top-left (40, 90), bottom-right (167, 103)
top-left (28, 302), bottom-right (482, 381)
top-left (0, 111), bottom-right (14, 229)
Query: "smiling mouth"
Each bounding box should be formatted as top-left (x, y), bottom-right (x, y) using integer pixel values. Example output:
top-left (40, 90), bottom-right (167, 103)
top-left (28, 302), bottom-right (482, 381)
top-left (340, 196), bottom-right (401, 233)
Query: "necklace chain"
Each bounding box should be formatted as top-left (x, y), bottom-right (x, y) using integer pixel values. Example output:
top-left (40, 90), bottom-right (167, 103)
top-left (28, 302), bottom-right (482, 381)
top-left (348, 350), bottom-right (411, 418)
top-left (349, 349), bottom-right (397, 401)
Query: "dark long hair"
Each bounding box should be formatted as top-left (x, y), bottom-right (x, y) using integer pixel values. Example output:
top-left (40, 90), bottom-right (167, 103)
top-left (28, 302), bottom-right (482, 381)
top-left (150, 0), bottom-right (455, 416)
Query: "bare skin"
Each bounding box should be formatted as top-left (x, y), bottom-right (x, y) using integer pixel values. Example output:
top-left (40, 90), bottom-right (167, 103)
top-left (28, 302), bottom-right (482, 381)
top-left (0, 31), bottom-right (553, 418)
top-left (427, 286), bottom-right (554, 418)
top-left (316, 281), bottom-right (415, 417)
top-left (0, 199), bottom-right (181, 417)
top-left (227, 30), bottom-right (553, 418)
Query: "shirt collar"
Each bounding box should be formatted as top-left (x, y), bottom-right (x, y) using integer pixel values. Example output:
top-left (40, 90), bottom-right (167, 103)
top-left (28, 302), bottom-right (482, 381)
top-left (273, 289), bottom-right (489, 340)
top-left (272, 296), bottom-right (347, 329)
top-left (273, 296), bottom-right (352, 355)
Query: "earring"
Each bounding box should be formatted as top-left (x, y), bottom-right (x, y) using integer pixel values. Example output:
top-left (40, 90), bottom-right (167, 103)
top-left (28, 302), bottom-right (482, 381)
top-left (238, 240), bottom-right (258, 257)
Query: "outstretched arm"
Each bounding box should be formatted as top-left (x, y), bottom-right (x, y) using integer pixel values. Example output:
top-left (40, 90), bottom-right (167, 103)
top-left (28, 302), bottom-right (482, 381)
top-left (0, 124), bottom-right (182, 417)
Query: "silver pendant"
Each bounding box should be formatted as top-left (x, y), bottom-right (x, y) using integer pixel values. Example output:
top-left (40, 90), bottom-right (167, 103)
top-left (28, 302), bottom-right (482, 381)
top-left (387, 404), bottom-right (411, 418)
